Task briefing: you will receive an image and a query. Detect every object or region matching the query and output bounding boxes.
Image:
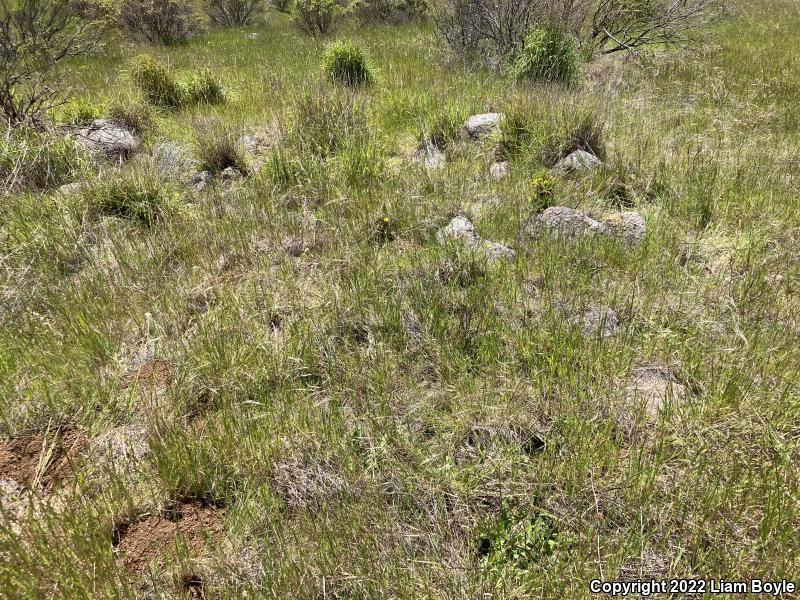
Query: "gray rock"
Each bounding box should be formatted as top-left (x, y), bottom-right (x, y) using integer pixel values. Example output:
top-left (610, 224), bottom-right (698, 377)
top-left (237, 134), bottom-right (260, 156)
top-left (552, 149), bottom-right (602, 176)
top-left (437, 215), bottom-right (479, 245)
top-left (190, 170), bottom-right (214, 191)
top-left (521, 206), bottom-right (647, 247)
top-left (73, 119), bottom-right (139, 161)
top-left (521, 206), bottom-right (609, 242)
top-left (603, 211), bottom-right (647, 246)
top-left (464, 113), bottom-right (504, 140)
top-left (220, 166), bottom-right (243, 182)
top-left (57, 182), bottom-right (83, 195)
top-left (416, 144), bottom-right (445, 170)
top-left (438, 215), bottom-right (515, 262)
top-left (150, 141), bottom-right (199, 178)
top-left (489, 161), bottom-right (509, 181)
top-left (578, 307), bottom-right (620, 338)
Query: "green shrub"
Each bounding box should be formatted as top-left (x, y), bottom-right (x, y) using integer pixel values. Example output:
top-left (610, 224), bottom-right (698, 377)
top-left (128, 55), bottom-right (185, 107)
top-left (183, 69), bottom-right (227, 105)
top-left (0, 128), bottom-right (89, 191)
top-left (420, 105), bottom-right (466, 151)
top-left (195, 121), bottom-right (249, 174)
top-left (51, 98), bottom-right (105, 125)
top-left (322, 40), bottom-right (376, 86)
top-left (128, 56), bottom-right (226, 108)
top-left (513, 26), bottom-right (578, 83)
top-left (494, 109), bottom-right (536, 160)
top-left (108, 99), bottom-right (157, 135)
top-left (84, 168), bottom-right (179, 225)
top-left (288, 91), bottom-right (369, 158)
top-left (293, 0), bottom-right (347, 35)
top-left (539, 104), bottom-right (605, 165)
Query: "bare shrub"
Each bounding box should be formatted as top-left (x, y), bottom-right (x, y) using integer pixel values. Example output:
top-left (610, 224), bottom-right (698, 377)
top-left (270, 0), bottom-right (291, 11)
top-left (0, 0), bottom-right (110, 124)
top-left (206, 0), bottom-right (266, 26)
top-left (434, 0), bottom-right (723, 66)
top-left (293, 0), bottom-right (347, 36)
top-left (119, 0), bottom-right (205, 45)
top-left (354, 0), bottom-right (427, 24)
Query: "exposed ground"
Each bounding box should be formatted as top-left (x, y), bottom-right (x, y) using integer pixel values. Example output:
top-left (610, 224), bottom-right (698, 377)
top-left (1, 0), bottom-right (799, 598)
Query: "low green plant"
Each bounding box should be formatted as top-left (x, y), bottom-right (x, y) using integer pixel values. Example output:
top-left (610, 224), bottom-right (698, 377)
top-left (183, 69), bottom-right (227, 104)
top-left (530, 169), bottom-right (556, 206)
top-left (288, 91), bottom-right (370, 158)
top-left (540, 103), bottom-right (605, 165)
top-left (195, 121), bottom-right (249, 174)
top-left (322, 40), bottom-right (376, 86)
top-left (495, 109), bottom-right (536, 160)
top-left (83, 168), bottom-right (180, 225)
top-left (420, 105), bottom-right (466, 151)
top-left (128, 56), bottom-right (226, 108)
top-left (108, 99), bottom-right (157, 134)
top-left (128, 55), bottom-right (185, 107)
top-left (513, 26), bottom-right (578, 83)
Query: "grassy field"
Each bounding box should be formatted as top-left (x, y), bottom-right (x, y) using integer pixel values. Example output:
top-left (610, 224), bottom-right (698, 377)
top-left (1, 0), bottom-right (799, 597)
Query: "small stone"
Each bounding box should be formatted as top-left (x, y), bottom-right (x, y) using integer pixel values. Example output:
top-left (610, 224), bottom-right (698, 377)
top-left (489, 162), bottom-right (508, 181)
top-left (603, 211), bottom-right (647, 246)
top-left (73, 119), bottom-right (139, 162)
top-left (438, 216), bottom-right (515, 262)
top-left (552, 149), bottom-right (602, 176)
top-left (416, 144), bottom-right (445, 170)
top-left (57, 182), bottom-right (83, 195)
top-left (464, 113), bottom-right (504, 140)
top-left (150, 141), bottom-right (199, 178)
top-left (220, 166), bottom-right (243, 182)
top-left (437, 215), bottom-right (480, 245)
top-left (190, 170), bottom-right (214, 191)
top-left (578, 307), bottom-right (620, 338)
top-left (521, 206), bottom-right (609, 242)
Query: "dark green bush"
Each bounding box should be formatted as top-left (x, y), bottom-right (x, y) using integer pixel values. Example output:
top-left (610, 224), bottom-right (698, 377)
top-left (183, 69), bottom-right (227, 105)
top-left (128, 56), bottom-right (185, 107)
top-left (84, 168), bottom-right (178, 225)
top-left (128, 56), bottom-right (226, 108)
top-left (513, 26), bottom-right (578, 83)
top-left (420, 105), bottom-right (466, 151)
top-left (322, 40), bottom-right (376, 86)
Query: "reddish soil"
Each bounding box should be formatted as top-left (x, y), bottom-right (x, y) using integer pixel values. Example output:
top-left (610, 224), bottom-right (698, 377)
top-left (113, 501), bottom-right (225, 574)
top-left (0, 429), bottom-right (86, 491)
top-left (123, 360), bottom-right (175, 391)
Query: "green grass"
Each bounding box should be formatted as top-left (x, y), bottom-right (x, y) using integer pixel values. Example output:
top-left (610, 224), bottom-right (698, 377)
top-left (2, 1), bottom-right (800, 597)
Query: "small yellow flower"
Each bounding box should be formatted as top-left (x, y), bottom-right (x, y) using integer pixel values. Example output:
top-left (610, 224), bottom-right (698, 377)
top-left (383, 217), bottom-right (390, 222)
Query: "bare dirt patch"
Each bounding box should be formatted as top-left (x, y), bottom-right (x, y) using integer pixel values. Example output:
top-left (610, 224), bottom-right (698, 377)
top-left (0, 429), bottom-right (86, 491)
top-left (113, 500), bottom-right (225, 574)
top-left (123, 359), bottom-right (175, 392)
